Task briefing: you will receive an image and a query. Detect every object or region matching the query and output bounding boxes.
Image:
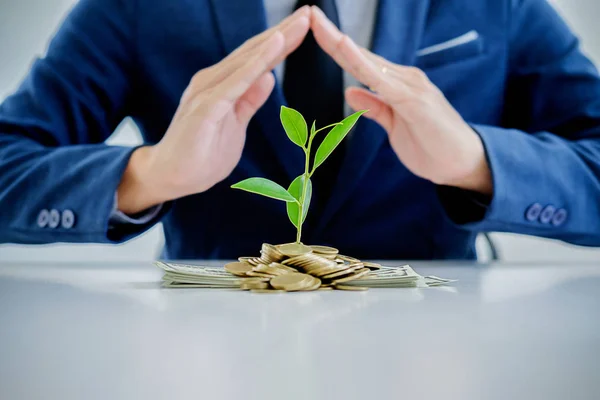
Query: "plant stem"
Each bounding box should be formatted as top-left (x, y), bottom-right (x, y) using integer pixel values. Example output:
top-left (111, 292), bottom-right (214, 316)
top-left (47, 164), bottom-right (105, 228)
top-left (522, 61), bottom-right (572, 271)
top-left (313, 122), bottom-right (342, 135)
top-left (296, 132), bottom-right (315, 243)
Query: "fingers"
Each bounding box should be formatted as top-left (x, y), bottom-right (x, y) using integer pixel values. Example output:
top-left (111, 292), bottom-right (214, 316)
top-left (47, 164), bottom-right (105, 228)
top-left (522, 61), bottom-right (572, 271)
top-left (235, 72), bottom-right (276, 124)
top-left (230, 6), bottom-right (310, 60)
top-left (208, 32), bottom-right (285, 121)
top-left (266, 15), bottom-right (311, 68)
top-left (196, 7), bottom-right (309, 94)
top-left (359, 48), bottom-right (431, 90)
top-left (311, 6), bottom-right (411, 102)
top-left (345, 87), bottom-right (393, 133)
top-left (310, 7), bottom-right (366, 78)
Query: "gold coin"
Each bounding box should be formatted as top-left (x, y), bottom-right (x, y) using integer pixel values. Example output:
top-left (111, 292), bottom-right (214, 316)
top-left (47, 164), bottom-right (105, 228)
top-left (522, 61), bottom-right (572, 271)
top-left (298, 254), bottom-right (337, 272)
top-left (259, 254), bottom-right (272, 265)
top-left (240, 277), bottom-right (271, 283)
top-left (250, 257), bottom-right (265, 266)
top-left (307, 254), bottom-right (336, 266)
top-left (277, 242), bottom-right (313, 257)
top-left (301, 264), bottom-right (332, 274)
top-left (337, 254), bottom-right (361, 263)
top-left (270, 273), bottom-right (314, 291)
top-left (292, 253), bottom-right (315, 263)
top-left (363, 261), bottom-right (382, 270)
top-left (307, 268), bottom-right (339, 278)
top-left (335, 285), bottom-right (368, 291)
top-left (240, 281), bottom-right (270, 290)
top-left (318, 287), bottom-right (333, 291)
top-left (261, 243), bottom-right (287, 263)
top-left (246, 270), bottom-right (276, 278)
top-left (224, 262), bottom-right (253, 276)
top-left (320, 263), bottom-right (365, 280)
top-left (253, 264), bottom-right (288, 276)
top-left (269, 262), bottom-right (298, 273)
top-left (331, 268), bottom-right (371, 284)
top-left (302, 276), bottom-right (322, 291)
top-left (239, 257), bottom-right (262, 266)
top-left (281, 254), bottom-right (318, 269)
top-left (251, 289), bottom-right (285, 294)
top-left (297, 276), bottom-right (319, 291)
top-left (280, 255), bottom-right (303, 266)
top-left (310, 245), bottom-right (339, 255)
top-left (308, 263), bottom-right (346, 277)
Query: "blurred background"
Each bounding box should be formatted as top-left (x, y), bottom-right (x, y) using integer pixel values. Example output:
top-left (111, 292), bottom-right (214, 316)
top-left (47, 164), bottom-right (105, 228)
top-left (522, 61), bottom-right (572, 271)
top-left (1, 0), bottom-right (599, 263)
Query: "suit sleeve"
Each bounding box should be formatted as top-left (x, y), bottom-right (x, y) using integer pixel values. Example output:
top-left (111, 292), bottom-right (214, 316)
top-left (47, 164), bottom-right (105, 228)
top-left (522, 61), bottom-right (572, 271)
top-left (439, 0), bottom-right (600, 246)
top-left (0, 0), bottom-right (164, 244)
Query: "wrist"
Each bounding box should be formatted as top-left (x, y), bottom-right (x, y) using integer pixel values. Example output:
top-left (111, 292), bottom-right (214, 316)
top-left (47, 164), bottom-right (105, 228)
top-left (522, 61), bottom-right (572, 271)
top-left (442, 136), bottom-right (493, 196)
top-left (452, 160), bottom-right (493, 196)
top-left (117, 146), bottom-right (174, 215)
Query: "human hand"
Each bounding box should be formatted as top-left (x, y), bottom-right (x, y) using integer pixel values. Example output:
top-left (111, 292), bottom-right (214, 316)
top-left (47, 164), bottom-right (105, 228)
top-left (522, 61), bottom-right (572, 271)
top-left (117, 7), bottom-right (311, 214)
top-left (310, 7), bottom-right (493, 196)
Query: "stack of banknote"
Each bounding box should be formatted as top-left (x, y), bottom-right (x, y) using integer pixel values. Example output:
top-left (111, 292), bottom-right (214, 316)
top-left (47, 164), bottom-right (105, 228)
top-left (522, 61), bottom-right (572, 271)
top-left (156, 242), bottom-right (455, 293)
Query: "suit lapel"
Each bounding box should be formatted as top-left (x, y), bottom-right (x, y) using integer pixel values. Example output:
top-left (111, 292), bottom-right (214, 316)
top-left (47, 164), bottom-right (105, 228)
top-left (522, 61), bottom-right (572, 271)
top-left (314, 0), bottom-right (431, 236)
top-left (209, 0), bottom-right (305, 182)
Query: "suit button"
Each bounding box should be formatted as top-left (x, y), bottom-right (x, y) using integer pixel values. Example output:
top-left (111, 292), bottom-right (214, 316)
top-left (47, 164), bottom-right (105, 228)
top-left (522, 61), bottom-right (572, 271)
top-left (37, 209), bottom-right (50, 228)
top-left (48, 209), bottom-right (60, 229)
top-left (552, 208), bottom-right (568, 226)
top-left (61, 210), bottom-right (76, 229)
top-left (539, 205), bottom-right (556, 224)
top-left (525, 203), bottom-right (543, 222)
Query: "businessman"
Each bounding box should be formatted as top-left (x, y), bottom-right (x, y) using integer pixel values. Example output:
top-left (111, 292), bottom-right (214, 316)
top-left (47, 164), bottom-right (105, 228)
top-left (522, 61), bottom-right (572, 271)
top-left (1, 0), bottom-right (599, 260)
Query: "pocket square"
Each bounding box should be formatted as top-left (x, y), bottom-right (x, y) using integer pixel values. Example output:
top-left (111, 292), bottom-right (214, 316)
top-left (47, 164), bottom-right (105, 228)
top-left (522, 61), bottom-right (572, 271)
top-left (417, 30), bottom-right (480, 57)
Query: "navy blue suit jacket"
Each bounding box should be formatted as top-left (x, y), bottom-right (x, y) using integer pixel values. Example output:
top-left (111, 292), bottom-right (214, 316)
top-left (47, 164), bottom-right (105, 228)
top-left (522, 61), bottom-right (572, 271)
top-left (1, 0), bottom-right (600, 259)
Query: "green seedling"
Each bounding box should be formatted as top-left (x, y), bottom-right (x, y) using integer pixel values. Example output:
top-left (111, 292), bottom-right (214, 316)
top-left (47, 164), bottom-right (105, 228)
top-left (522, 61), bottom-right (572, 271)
top-left (232, 106), bottom-right (367, 243)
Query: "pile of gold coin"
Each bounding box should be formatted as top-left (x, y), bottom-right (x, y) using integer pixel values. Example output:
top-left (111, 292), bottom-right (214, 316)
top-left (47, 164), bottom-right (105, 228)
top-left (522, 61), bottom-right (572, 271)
top-left (224, 243), bottom-right (383, 293)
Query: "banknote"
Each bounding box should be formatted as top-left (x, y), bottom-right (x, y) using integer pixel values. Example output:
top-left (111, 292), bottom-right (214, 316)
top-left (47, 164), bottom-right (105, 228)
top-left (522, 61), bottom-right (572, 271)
top-left (156, 261), bottom-right (455, 290)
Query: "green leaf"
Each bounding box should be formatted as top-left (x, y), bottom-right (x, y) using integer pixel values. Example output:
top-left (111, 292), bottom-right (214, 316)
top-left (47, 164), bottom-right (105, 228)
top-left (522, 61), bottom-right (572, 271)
top-left (286, 175), bottom-right (312, 228)
top-left (312, 110), bottom-right (368, 172)
top-left (280, 106), bottom-right (308, 148)
top-left (231, 178), bottom-right (296, 202)
top-left (310, 120), bottom-right (316, 138)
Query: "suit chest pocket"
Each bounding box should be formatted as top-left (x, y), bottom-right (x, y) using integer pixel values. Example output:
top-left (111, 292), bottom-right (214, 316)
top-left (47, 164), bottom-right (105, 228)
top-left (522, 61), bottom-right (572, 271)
top-left (415, 30), bottom-right (484, 70)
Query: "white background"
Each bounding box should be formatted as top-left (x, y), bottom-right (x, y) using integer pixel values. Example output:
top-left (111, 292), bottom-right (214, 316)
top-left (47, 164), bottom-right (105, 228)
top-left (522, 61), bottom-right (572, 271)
top-left (1, 0), bottom-right (599, 262)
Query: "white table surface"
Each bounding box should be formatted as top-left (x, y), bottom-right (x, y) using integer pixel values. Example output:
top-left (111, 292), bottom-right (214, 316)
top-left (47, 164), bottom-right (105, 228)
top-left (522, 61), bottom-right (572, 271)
top-left (0, 260), bottom-right (599, 400)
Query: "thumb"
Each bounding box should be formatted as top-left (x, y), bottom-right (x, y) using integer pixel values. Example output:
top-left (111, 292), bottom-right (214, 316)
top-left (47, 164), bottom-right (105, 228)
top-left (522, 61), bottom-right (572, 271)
top-left (345, 87), bottom-right (393, 133)
top-left (235, 72), bottom-right (276, 125)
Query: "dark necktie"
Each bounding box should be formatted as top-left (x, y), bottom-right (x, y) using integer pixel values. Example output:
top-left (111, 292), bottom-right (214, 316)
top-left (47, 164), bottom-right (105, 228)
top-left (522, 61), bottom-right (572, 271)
top-left (283, 0), bottom-right (345, 206)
